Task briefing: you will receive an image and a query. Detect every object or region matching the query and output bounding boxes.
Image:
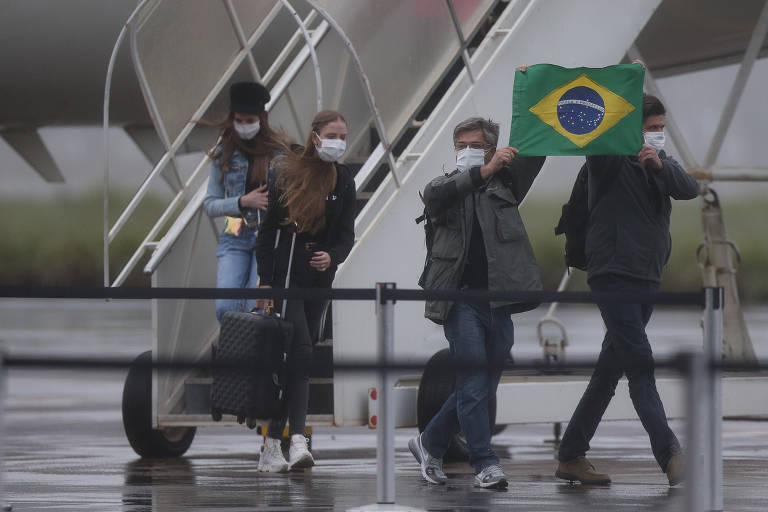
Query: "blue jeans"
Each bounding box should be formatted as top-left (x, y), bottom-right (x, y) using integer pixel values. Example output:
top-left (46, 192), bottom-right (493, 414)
top-left (422, 301), bottom-right (514, 472)
top-left (215, 231), bottom-right (259, 322)
top-left (558, 274), bottom-right (680, 469)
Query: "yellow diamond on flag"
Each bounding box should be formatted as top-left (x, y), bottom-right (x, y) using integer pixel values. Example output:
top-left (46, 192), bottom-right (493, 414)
top-left (529, 74), bottom-right (635, 148)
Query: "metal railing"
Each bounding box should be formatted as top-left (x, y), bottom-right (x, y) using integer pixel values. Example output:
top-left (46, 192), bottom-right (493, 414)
top-left (103, 0), bottom-right (326, 286)
top-left (104, 1), bottom-right (501, 286)
top-left (0, 285), bottom-right (757, 511)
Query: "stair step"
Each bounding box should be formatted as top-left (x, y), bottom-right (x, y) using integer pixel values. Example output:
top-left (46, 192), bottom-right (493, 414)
top-left (311, 342), bottom-right (333, 378)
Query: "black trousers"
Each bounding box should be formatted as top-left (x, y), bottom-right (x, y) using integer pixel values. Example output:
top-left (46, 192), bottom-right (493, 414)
top-left (267, 245), bottom-right (330, 438)
top-left (558, 274), bottom-right (681, 469)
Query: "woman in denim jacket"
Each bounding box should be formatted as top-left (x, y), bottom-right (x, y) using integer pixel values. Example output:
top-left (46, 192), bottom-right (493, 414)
top-left (203, 82), bottom-right (290, 322)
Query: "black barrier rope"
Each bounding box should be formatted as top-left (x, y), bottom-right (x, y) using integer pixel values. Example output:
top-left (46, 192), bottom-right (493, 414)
top-left (3, 355), bottom-right (768, 373)
top-left (0, 285), bottom-right (705, 306)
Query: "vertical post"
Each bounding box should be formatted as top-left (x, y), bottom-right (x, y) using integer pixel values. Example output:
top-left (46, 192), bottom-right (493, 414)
top-left (0, 344), bottom-right (7, 510)
top-left (684, 349), bottom-right (708, 512)
top-left (704, 287), bottom-right (724, 511)
top-left (376, 283), bottom-right (396, 505)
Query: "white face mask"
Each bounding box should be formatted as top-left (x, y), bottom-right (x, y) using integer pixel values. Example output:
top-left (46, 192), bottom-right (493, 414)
top-left (315, 134), bottom-right (346, 162)
top-left (234, 120), bottom-right (260, 140)
top-left (456, 147), bottom-right (486, 171)
top-left (644, 131), bottom-right (665, 152)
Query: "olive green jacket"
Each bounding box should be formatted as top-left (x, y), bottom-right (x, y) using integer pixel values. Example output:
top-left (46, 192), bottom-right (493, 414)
top-left (421, 157), bottom-right (545, 324)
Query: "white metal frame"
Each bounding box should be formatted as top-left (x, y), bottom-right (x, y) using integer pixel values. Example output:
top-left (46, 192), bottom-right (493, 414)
top-left (351, 0), bottom-right (503, 239)
top-left (104, 1), bottom-right (331, 429)
top-left (335, 0), bottom-right (645, 427)
top-left (103, 0), bottom-right (325, 287)
top-left (308, 2), bottom-right (401, 187)
top-left (113, 0), bottom-right (502, 429)
top-left (278, 0), bottom-right (323, 113)
top-left (446, 0), bottom-right (476, 84)
top-left (311, 0), bottom-right (500, 197)
top-left (104, 0), bottom-right (768, 447)
top-left (703, 1), bottom-right (768, 170)
top-left (102, 0), bottom-right (150, 287)
top-left (629, 0), bottom-right (768, 181)
top-left (543, 11), bottom-right (768, 363)
top-left (110, 0), bottom-right (502, 286)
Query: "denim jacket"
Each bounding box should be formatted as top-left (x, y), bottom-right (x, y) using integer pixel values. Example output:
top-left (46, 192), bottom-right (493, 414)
top-left (203, 147), bottom-right (280, 252)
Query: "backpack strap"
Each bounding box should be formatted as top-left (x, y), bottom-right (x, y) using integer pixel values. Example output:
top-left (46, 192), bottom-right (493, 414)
top-left (415, 190), bottom-right (427, 224)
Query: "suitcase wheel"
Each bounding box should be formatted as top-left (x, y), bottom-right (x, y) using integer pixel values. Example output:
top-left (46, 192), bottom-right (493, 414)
top-left (211, 407), bottom-right (223, 422)
top-left (237, 414), bottom-right (246, 424)
top-left (246, 417), bottom-right (258, 430)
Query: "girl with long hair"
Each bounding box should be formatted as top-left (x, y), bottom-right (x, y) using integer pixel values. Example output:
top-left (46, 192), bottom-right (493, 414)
top-left (254, 110), bottom-right (356, 472)
top-left (203, 82), bottom-right (290, 321)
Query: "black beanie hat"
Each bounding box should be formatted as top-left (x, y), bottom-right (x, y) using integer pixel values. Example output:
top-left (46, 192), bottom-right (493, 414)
top-left (229, 82), bottom-right (270, 114)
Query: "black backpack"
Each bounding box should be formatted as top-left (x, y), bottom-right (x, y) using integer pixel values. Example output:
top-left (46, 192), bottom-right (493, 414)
top-left (415, 191), bottom-right (436, 288)
top-left (554, 164), bottom-right (617, 271)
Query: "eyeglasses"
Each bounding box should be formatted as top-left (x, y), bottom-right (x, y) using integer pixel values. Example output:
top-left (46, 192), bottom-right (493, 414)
top-left (454, 142), bottom-right (490, 151)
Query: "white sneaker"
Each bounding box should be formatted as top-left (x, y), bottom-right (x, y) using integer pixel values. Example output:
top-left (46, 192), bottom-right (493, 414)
top-left (258, 438), bottom-right (288, 473)
top-left (288, 434), bottom-right (315, 470)
top-left (408, 434), bottom-right (447, 485)
top-left (474, 463), bottom-right (508, 489)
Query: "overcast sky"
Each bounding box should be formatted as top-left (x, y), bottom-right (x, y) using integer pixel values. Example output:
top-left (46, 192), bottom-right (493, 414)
top-left (2, 59), bottom-right (766, 202)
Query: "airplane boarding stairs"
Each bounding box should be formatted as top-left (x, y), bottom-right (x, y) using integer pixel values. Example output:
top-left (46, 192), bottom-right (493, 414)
top-left (326, 0), bottom-right (767, 428)
top-left (113, 0), bottom-right (505, 436)
top-left (110, 0), bottom-right (767, 457)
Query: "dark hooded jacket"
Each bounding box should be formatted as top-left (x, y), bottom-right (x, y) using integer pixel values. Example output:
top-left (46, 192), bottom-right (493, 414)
top-left (585, 151), bottom-right (699, 283)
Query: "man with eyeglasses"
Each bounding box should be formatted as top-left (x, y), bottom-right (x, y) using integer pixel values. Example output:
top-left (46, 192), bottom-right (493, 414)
top-left (409, 117), bottom-right (545, 489)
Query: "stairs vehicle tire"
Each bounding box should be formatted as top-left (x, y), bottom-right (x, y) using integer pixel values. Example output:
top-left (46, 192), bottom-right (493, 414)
top-left (122, 351), bottom-right (196, 458)
top-left (416, 348), bottom-right (497, 462)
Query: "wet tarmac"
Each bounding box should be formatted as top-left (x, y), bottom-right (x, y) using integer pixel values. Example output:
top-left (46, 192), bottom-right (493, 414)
top-left (2, 300), bottom-right (768, 510)
top-left (3, 369), bottom-right (768, 511)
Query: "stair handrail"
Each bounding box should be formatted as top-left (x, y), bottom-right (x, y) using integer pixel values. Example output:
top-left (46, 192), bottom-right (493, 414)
top-left (103, 0), bottom-right (325, 286)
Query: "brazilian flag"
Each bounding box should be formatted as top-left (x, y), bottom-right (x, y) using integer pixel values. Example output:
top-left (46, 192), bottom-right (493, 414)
top-left (509, 64), bottom-right (644, 156)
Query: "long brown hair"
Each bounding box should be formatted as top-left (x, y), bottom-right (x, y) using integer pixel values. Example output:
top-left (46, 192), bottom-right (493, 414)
top-left (277, 110), bottom-right (346, 234)
top-left (205, 111), bottom-right (291, 185)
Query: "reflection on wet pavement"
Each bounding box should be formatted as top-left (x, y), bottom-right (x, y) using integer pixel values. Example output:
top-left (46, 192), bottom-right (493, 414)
top-left (5, 379), bottom-right (768, 512)
top-left (2, 300), bottom-right (768, 510)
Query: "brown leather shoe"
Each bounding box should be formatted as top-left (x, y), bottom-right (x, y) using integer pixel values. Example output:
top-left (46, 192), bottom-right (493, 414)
top-left (555, 456), bottom-right (611, 485)
top-left (665, 453), bottom-right (684, 487)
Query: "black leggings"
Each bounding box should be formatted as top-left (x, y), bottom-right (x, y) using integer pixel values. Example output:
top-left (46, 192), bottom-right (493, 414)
top-left (266, 297), bottom-right (328, 438)
top-left (267, 240), bottom-right (332, 438)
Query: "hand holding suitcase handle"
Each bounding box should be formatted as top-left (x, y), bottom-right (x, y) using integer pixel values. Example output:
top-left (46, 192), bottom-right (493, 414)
top-left (254, 285), bottom-right (273, 312)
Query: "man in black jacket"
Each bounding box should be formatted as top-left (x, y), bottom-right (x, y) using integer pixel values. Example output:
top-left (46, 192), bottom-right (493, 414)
top-left (555, 94), bottom-right (699, 487)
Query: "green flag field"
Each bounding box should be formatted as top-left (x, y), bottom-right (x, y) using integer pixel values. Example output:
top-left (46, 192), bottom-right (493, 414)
top-left (509, 63), bottom-right (645, 156)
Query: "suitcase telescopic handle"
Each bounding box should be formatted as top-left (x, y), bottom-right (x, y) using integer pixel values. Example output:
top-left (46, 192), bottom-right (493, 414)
top-left (272, 222), bottom-right (298, 318)
top-left (282, 229), bottom-right (297, 317)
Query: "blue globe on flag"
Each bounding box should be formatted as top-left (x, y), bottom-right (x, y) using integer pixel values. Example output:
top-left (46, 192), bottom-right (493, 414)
top-left (557, 86), bottom-right (605, 135)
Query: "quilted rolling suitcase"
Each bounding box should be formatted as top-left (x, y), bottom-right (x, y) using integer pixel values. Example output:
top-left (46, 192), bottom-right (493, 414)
top-left (210, 229), bottom-right (297, 428)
